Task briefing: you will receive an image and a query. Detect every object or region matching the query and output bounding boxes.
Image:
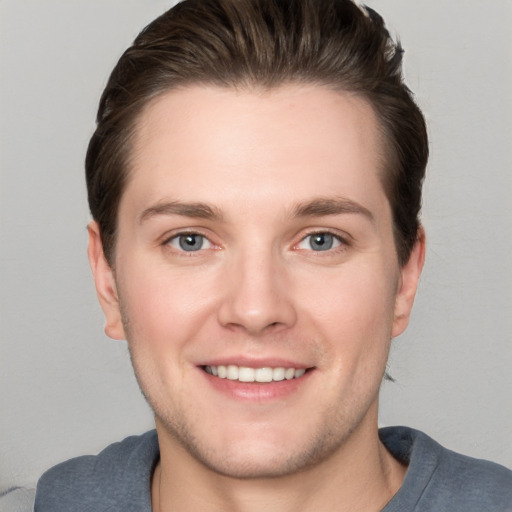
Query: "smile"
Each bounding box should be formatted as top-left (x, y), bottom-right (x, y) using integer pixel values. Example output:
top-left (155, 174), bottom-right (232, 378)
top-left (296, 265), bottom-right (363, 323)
top-left (203, 365), bottom-right (307, 383)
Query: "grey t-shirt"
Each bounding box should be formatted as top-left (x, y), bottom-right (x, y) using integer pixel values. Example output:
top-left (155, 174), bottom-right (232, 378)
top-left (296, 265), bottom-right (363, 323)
top-left (34, 426), bottom-right (512, 511)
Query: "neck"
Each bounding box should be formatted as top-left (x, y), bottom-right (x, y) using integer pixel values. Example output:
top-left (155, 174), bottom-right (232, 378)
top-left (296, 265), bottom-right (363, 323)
top-left (151, 414), bottom-right (406, 512)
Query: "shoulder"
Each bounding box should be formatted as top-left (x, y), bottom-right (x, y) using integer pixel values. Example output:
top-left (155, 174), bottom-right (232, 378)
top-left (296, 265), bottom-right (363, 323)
top-left (429, 445), bottom-right (512, 509)
top-left (34, 430), bottom-right (159, 512)
top-left (380, 426), bottom-right (512, 511)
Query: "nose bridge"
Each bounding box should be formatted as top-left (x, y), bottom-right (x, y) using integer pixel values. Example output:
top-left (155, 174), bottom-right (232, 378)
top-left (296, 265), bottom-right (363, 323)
top-left (218, 243), bottom-right (296, 334)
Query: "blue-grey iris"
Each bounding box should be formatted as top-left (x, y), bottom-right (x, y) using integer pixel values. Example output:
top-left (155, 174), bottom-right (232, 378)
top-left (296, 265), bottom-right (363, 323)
top-left (179, 234), bottom-right (204, 251)
top-left (310, 233), bottom-right (334, 251)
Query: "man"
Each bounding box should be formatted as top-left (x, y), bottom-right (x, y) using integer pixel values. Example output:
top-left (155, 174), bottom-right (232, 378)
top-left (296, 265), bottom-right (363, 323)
top-left (35, 0), bottom-right (512, 510)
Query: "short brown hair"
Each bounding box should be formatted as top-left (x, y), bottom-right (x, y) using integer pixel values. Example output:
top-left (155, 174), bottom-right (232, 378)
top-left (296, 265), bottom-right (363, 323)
top-left (86, 0), bottom-right (428, 266)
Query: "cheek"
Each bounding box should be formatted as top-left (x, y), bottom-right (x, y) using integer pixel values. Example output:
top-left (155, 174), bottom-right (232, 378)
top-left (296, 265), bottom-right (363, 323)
top-left (117, 261), bottom-right (218, 353)
top-left (116, 265), bottom-right (215, 403)
top-left (297, 263), bottom-right (398, 352)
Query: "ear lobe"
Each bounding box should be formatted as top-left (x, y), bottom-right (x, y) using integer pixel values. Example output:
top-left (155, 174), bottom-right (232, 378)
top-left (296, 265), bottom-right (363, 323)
top-left (392, 226), bottom-right (426, 338)
top-left (87, 221), bottom-right (126, 340)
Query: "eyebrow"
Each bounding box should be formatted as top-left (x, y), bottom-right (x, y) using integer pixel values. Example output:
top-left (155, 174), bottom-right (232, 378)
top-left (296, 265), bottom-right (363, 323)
top-left (139, 197), bottom-right (373, 224)
top-left (292, 197), bottom-right (374, 222)
top-left (139, 201), bottom-right (224, 223)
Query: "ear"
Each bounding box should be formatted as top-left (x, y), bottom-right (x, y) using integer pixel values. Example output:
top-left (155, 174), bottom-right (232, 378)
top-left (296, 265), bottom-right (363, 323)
top-left (392, 226), bottom-right (426, 338)
top-left (87, 221), bottom-right (126, 340)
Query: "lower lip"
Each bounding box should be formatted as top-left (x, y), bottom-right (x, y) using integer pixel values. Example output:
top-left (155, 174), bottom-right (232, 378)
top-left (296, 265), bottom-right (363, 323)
top-left (200, 368), bottom-right (313, 402)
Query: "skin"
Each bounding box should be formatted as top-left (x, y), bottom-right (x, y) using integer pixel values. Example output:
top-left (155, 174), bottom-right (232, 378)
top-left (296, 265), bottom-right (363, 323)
top-left (88, 84), bottom-right (425, 512)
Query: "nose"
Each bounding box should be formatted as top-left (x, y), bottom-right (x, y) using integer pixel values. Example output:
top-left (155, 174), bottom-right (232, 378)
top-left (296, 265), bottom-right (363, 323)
top-left (217, 250), bottom-right (297, 336)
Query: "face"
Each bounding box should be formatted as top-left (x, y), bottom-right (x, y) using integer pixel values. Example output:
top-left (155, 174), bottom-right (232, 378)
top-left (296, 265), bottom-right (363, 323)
top-left (89, 84), bottom-right (424, 478)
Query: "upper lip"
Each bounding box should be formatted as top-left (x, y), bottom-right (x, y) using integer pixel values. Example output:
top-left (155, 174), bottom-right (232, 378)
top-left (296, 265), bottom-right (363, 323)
top-left (198, 357), bottom-right (312, 369)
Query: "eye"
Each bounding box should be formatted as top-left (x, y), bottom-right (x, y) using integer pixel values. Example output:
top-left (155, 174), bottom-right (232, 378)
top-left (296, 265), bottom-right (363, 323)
top-left (167, 233), bottom-right (213, 252)
top-left (297, 232), bottom-right (343, 252)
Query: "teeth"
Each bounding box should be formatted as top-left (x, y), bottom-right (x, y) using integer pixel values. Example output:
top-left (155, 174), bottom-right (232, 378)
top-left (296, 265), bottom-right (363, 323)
top-left (204, 365), bottom-right (308, 382)
top-left (273, 367), bottom-right (285, 381)
top-left (238, 367), bottom-right (255, 382)
top-left (227, 365), bottom-right (239, 380)
top-left (284, 368), bottom-right (295, 380)
top-left (255, 367), bottom-right (273, 382)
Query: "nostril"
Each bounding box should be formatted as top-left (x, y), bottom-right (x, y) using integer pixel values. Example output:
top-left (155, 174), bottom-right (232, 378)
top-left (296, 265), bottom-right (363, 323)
top-left (217, 288), bottom-right (297, 334)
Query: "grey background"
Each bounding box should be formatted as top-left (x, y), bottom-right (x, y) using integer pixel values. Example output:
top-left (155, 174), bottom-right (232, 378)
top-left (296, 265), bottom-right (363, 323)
top-left (1, 0), bottom-right (511, 492)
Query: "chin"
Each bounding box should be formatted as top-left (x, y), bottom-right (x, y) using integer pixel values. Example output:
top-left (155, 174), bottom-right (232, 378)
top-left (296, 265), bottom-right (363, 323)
top-left (157, 409), bottom-right (357, 480)
top-left (183, 443), bottom-right (325, 480)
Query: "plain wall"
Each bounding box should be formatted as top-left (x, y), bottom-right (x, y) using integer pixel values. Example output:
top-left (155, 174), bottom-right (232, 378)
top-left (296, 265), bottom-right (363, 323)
top-left (1, 0), bottom-right (511, 491)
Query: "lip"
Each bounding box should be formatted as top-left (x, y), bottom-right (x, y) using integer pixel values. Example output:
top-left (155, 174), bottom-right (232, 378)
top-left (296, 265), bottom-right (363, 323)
top-left (197, 356), bottom-right (310, 369)
top-left (197, 359), bottom-right (315, 402)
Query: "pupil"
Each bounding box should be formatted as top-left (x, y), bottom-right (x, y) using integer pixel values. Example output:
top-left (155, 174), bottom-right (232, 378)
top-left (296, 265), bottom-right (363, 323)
top-left (179, 234), bottom-right (202, 251)
top-left (311, 233), bottom-right (333, 251)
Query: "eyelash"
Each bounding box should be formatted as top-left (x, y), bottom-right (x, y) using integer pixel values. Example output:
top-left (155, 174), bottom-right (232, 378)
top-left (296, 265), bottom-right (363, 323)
top-left (295, 230), bottom-right (349, 254)
top-left (162, 229), bottom-right (349, 255)
top-left (163, 231), bottom-right (215, 254)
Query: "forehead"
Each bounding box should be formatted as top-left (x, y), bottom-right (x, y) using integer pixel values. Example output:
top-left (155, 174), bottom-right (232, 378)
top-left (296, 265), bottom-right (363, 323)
top-left (124, 84), bottom-right (387, 218)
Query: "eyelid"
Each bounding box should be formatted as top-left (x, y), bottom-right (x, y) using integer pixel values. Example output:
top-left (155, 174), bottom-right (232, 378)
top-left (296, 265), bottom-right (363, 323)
top-left (169, 234), bottom-right (212, 251)
top-left (159, 227), bottom-right (350, 253)
top-left (293, 229), bottom-right (351, 251)
top-left (161, 229), bottom-right (219, 251)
